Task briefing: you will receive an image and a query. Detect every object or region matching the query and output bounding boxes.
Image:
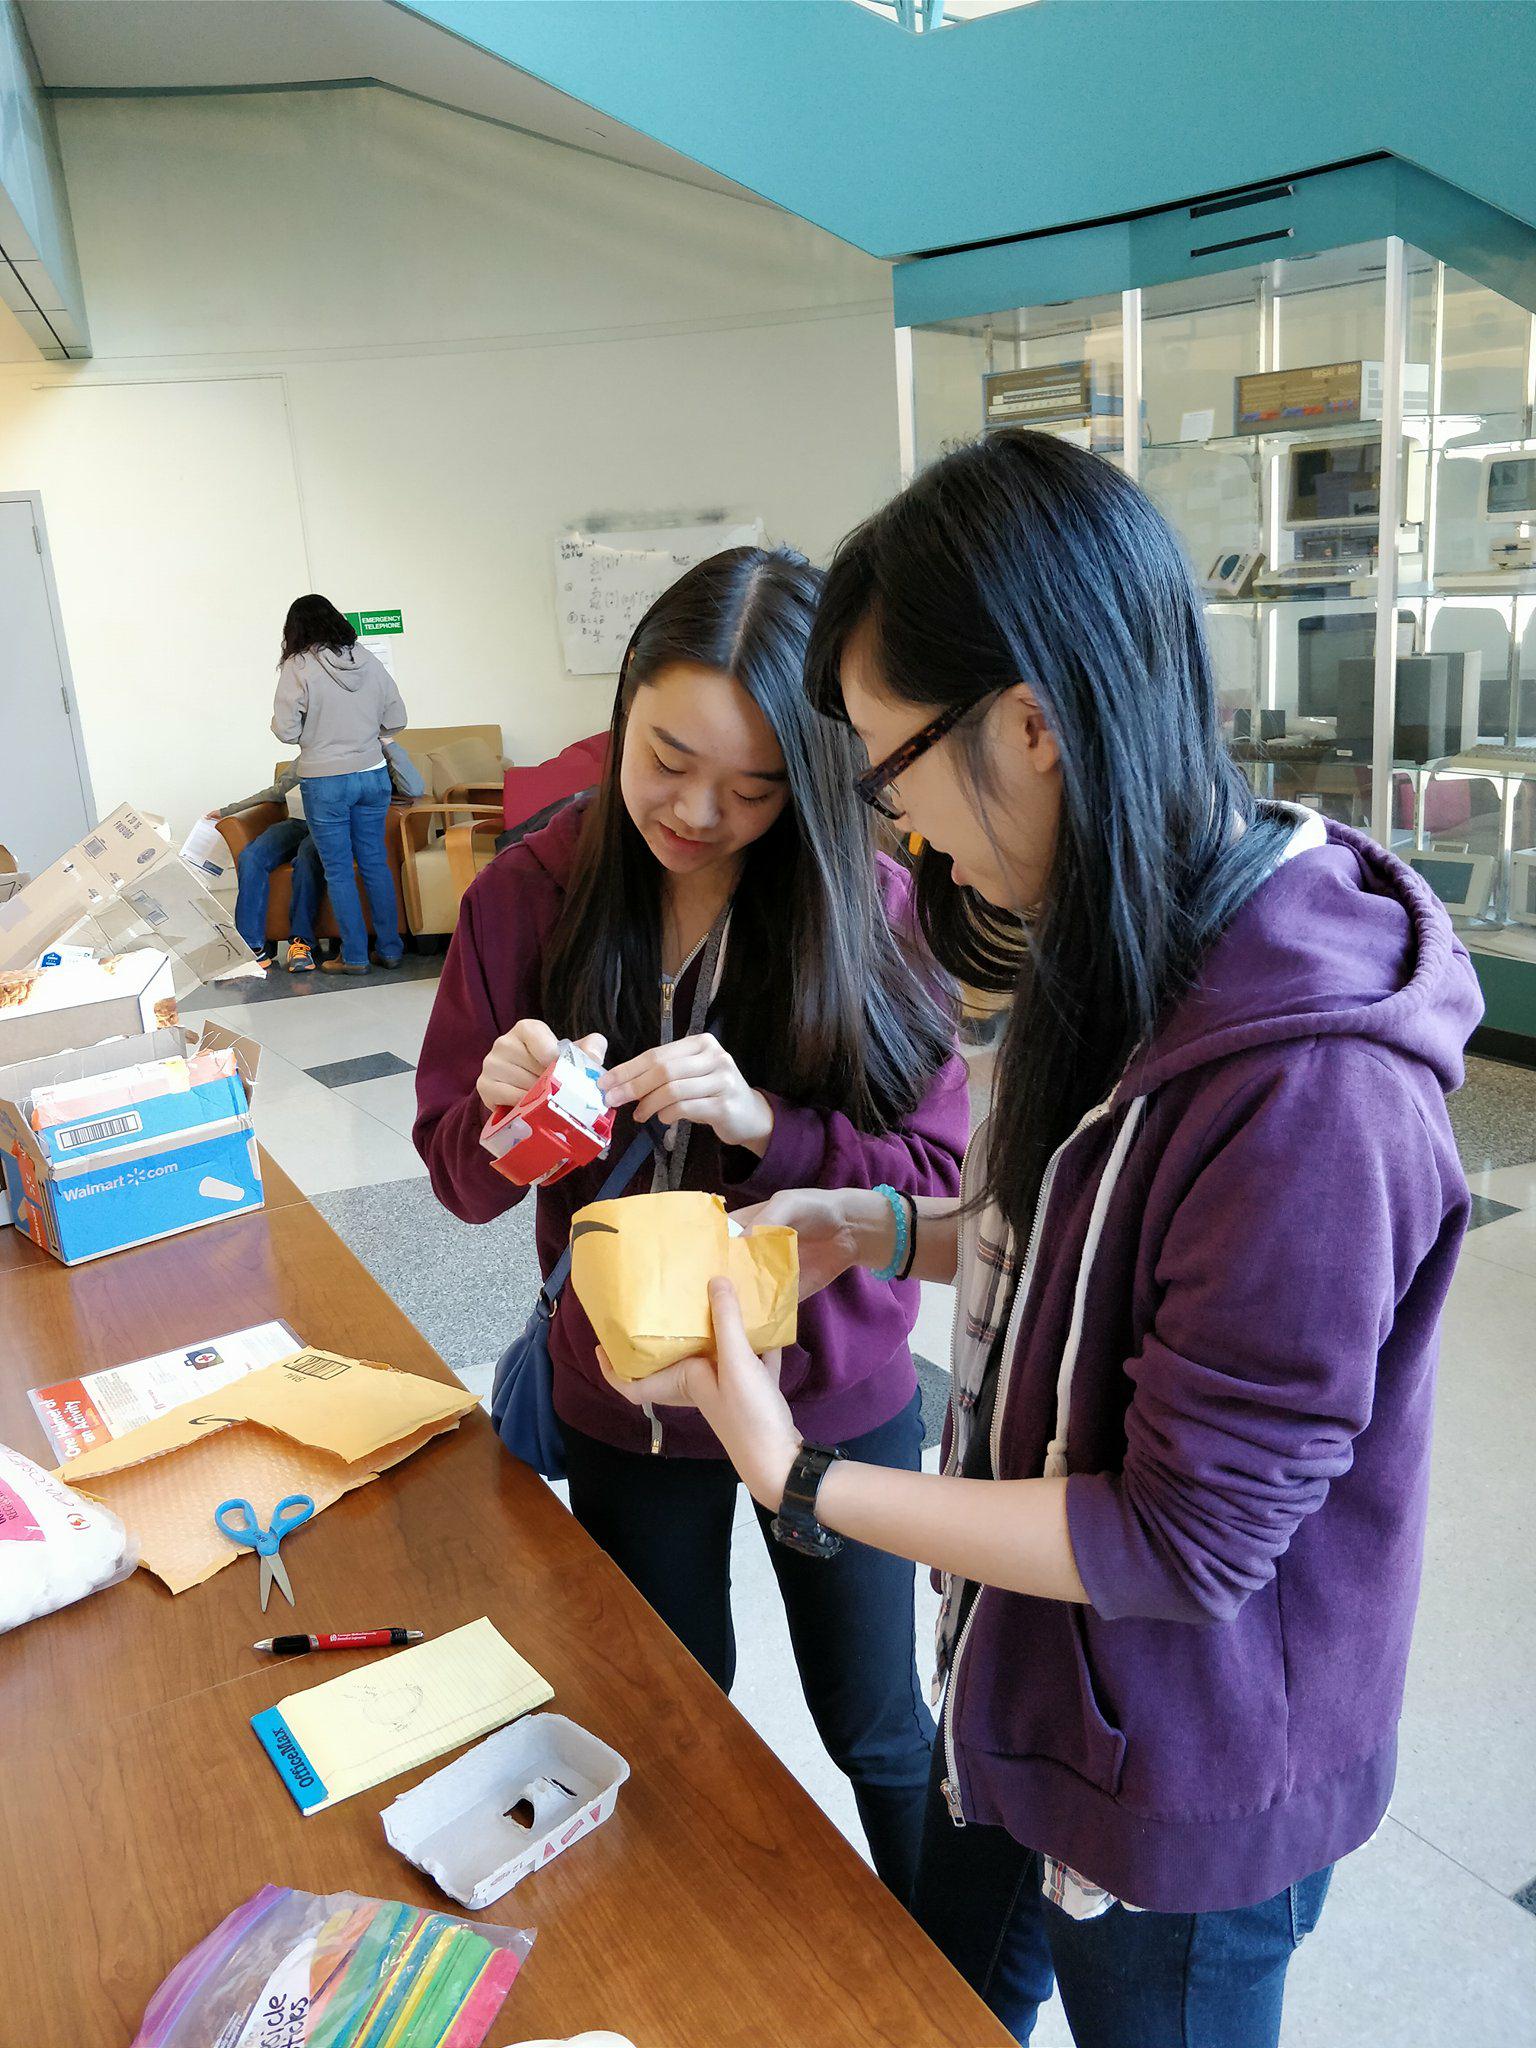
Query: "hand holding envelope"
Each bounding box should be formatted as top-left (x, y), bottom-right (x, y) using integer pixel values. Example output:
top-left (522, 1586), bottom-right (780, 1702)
top-left (569, 1190), bottom-right (797, 1382)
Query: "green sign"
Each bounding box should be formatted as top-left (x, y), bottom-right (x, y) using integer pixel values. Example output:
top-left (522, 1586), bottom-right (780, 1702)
top-left (344, 608), bottom-right (403, 637)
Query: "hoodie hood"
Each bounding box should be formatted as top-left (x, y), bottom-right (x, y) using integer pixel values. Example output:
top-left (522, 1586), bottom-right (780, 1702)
top-left (1129, 814), bottom-right (1483, 1101)
top-left (316, 644), bottom-right (367, 690)
top-left (519, 790), bottom-right (593, 883)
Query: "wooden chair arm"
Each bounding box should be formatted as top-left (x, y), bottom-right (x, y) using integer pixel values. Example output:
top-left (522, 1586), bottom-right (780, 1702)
top-left (214, 804), bottom-right (286, 857)
top-left (397, 801), bottom-right (501, 857)
top-left (445, 817), bottom-right (507, 899)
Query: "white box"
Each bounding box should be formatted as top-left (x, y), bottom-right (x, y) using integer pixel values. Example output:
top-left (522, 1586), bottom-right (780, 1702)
top-left (381, 1714), bottom-right (630, 1909)
top-left (0, 949), bottom-right (178, 1069)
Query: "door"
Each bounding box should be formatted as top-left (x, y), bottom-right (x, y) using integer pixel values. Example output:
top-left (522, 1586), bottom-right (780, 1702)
top-left (0, 494), bottom-right (93, 872)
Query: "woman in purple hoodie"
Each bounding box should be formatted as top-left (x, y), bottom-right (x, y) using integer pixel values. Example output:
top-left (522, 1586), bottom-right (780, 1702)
top-left (414, 547), bottom-right (968, 1901)
top-left (599, 436), bottom-right (1483, 2046)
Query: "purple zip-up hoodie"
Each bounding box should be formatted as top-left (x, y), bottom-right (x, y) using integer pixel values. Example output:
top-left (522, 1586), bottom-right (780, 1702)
top-left (414, 799), bottom-right (969, 1457)
top-left (945, 820), bottom-right (1483, 1912)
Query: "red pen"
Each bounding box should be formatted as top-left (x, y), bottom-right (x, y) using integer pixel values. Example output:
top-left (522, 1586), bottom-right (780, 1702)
top-left (253, 1629), bottom-right (425, 1654)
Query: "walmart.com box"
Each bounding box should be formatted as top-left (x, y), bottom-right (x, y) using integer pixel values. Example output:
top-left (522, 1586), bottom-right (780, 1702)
top-left (0, 1022), bottom-right (263, 1265)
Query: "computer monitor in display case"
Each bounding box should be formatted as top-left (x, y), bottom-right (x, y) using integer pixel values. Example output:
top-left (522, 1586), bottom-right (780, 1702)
top-left (1482, 452), bottom-right (1536, 523)
top-left (1282, 436), bottom-right (1423, 533)
top-left (1408, 847), bottom-right (1496, 921)
top-left (1284, 438), bottom-right (1386, 530)
top-left (1296, 611), bottom-right (1417, 719)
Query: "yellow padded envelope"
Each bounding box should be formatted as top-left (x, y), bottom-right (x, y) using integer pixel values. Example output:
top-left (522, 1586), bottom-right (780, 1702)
top-left (570, 1189), bottom-right (797, 1382)
top-left (57, 1349), bottom-right (476, 1593)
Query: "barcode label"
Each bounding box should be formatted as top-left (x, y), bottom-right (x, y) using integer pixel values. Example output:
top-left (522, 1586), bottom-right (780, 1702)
top-left (55, 1111), bottom-right (143, 1150)
top-left (124, 888), bottom-right (169, 927)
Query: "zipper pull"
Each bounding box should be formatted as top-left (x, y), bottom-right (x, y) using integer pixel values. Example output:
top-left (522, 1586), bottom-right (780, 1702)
top-left (643, 1401), bottom-right (663, 1456)
top-left (941, 1776), bottom-right (966, 1827)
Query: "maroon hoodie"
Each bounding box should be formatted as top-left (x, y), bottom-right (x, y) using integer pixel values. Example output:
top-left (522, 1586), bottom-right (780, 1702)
top-left (413, 800), bottom-right (969, 1457)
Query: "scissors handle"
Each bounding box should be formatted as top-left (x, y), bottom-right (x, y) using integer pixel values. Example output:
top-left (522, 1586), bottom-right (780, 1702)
top-left (269, 1494), bottom-right (316, 1542)
top-left (214, 1497), bottom-right (261, 1546)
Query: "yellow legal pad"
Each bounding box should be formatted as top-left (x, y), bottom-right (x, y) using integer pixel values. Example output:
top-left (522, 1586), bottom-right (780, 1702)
top-left (251, 1617), bottom-right (554, 1814)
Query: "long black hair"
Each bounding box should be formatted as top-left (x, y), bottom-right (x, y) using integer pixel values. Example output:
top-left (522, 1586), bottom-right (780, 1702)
top-left (543, 546), bottom-right (954, 1131)
top-left (280, 594), bottom-right (357, 666)
top-left (808, 430), bottom-right (1290, 1238)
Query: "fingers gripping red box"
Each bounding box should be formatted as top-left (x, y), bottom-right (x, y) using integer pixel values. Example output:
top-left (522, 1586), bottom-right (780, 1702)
top-left (479, 1041), bottom-right (615, 1189)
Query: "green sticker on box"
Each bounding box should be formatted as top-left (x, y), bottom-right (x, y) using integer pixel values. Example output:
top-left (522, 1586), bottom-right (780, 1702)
top-left (344, 608), bottom-right (403, 636)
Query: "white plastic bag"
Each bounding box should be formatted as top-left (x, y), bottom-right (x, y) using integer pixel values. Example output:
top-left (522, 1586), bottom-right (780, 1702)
top-left (0, 1440), bottom-right (137, 1631)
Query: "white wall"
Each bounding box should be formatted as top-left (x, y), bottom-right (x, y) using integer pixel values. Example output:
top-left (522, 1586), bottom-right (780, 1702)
top-left (0, 86), bottom-right (899, 843)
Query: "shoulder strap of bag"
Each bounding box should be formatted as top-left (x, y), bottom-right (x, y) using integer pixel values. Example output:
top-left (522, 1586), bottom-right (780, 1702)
top-left (538, 1122), bottom-right (658, 1309)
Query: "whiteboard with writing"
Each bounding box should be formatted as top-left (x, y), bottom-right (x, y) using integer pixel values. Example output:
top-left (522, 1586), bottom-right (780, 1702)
top-left (554, 521), bottom-right (766, 676)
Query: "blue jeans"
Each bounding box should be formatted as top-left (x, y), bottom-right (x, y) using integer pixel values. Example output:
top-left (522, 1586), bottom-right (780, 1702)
top-left (563, 1388), bottom-right (935, 1903)
top-left (911, 1747), bottom-right (1333, 2046)
top-left (233, 819), bottom-right (325, 953)
top-left (300, 766), bottom-right (401, 966)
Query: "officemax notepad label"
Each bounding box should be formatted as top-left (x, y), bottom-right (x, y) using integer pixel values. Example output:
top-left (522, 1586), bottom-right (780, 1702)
top-left (250, 1707), bottom-right (330, 1814)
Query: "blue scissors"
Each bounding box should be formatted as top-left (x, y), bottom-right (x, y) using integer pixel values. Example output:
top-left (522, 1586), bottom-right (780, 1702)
top-left (214, 1494), bottom-right (314, 1610)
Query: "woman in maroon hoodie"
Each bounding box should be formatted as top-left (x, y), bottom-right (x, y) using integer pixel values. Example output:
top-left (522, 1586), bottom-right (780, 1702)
top-left (600, 439), bottom-right (1482, 2046)
top-left (414, 547), bottom-right (968, 1900)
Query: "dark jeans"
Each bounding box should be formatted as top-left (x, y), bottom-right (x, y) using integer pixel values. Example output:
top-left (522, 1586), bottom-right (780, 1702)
top-left (233, 818), bottom-right (324, 953)
top-left (911, 1747), bottom-right (1333, 2047)
top-left (563, 1388), bottom-right (935, 1903)
top-left (302, 765), bottom-right (400, 966)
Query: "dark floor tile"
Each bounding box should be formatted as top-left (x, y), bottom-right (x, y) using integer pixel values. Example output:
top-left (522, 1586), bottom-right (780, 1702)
top-left (196, 949), bottom-right (444, 1008)
top-left (1514, 1876), bottom-right (1536, 1916)
top-left (1468, 1194), bottom-right (1521, 1231)
top-left (305, 1051), bottom-right (415, 1088)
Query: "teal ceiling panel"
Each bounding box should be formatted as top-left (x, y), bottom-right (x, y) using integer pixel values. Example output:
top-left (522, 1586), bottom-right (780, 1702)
top-left (399, 1), bottom-right (1536, 262)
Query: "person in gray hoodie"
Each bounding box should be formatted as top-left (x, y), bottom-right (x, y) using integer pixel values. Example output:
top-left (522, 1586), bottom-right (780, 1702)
top-left (271, 594), bottom-right (408, 972)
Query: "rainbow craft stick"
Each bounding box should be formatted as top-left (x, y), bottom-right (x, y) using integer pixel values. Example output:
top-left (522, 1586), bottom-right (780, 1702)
top-left (306, 1902), bottom-right (521, 2048)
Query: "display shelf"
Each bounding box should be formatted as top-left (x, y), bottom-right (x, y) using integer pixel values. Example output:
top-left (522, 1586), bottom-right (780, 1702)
top-left (907, 236), bottom-right (1536, 983)
top-left (1204, 589), bottom-right (1382, 608)
top-left (1425, 750), bottom-right (1536, 783)
top-left (1144, 415), bottom-right (1529, 459)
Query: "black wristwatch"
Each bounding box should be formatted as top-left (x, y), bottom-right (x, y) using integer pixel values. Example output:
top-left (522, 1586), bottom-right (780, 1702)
top-left (771, 1444), bottom-right (844, 1559)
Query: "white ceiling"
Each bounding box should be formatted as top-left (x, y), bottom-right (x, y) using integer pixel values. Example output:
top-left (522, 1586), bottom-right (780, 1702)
top-left (20, 0), bottom-right (769, 205)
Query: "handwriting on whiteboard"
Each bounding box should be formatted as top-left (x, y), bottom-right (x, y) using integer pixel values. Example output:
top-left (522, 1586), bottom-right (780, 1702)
top-left (554, 521), bottom-right (766, 676)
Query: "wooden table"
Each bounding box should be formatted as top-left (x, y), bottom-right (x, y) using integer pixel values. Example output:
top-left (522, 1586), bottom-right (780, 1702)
top-left (0, 1157), bottom-right (1008, 2047)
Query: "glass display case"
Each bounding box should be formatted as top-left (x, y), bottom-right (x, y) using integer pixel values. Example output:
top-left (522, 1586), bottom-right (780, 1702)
top-left (904, 239), bottom-right (1536, 973)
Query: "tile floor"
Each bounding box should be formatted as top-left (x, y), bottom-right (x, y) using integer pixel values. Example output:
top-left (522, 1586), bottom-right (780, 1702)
top-left (185, 969), bottom-right (1536, 2046)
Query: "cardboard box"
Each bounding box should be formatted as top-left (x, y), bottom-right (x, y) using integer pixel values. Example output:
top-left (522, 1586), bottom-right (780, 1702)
top-left (0, 1021), bottom-right (263, 1266)
top-left (0, 950), bottom-right (179, 1232)
top-left (0, 803), bottom-right (258, 996)
top-left (382, 1714), bottom-right (631, 1908)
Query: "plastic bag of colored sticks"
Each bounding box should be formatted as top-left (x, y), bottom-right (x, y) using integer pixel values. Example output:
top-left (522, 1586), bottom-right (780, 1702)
top-left (130, 1884), bottom-right (534, 2048)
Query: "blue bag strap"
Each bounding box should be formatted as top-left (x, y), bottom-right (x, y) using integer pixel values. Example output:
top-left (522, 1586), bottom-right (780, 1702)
top-left (538, 1122), bottom-right (658, 1310)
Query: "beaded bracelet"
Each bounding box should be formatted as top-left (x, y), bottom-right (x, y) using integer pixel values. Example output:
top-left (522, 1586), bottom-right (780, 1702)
top-left (871, 1184), bottom-right (913, 1284)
